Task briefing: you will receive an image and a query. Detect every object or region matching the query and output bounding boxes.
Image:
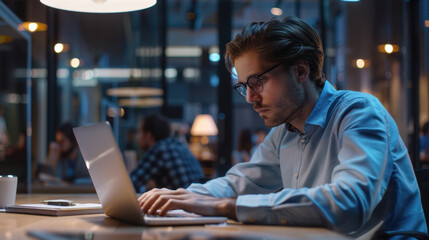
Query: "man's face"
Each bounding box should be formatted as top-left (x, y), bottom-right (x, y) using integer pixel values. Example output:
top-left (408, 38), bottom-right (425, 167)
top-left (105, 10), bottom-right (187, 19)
top-left (234, 51), bottom-right (305, 128)
top-left (55, 132), bottom-right (73, 153)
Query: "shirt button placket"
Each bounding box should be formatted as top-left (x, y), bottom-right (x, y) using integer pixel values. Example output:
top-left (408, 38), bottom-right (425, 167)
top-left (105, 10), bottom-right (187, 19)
top-left (293, 137), bottom-right (306, 187)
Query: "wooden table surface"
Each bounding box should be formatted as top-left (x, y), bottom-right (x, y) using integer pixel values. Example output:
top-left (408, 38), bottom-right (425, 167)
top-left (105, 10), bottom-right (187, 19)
top-left (0, 193), bottom-right (350, 240)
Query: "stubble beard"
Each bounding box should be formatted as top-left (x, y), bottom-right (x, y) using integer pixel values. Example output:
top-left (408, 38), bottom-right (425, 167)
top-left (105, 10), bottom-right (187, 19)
top-left (259, 83), bottom-right (305, 128)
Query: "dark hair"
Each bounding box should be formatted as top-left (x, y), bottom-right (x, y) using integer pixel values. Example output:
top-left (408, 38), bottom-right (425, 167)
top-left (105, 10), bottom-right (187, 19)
top-left (142, 114), bottom-right (171, 142)
top-left (423, 122), bottom-right (429, 135)
top-left (237, 128), bottom-right (253, 154)
top-left (225, 16), bottom-right (325, 88)
top-left (58, 122), bottom-right (77, 146)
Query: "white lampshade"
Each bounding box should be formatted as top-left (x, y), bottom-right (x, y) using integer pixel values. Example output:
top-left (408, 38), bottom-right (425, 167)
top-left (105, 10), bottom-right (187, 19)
top-left (190, 114), bottom-right (218, 136)
top-left (40, 0), bottom-right (157, 13)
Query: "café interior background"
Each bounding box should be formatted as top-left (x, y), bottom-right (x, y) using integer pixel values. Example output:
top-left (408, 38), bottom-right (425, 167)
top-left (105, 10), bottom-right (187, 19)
top-left (0, 0), bottom-right (428, 192)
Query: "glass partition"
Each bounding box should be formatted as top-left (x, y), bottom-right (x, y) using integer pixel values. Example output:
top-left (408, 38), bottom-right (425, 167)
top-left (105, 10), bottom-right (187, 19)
top-left (0, 1), bottom-right (31, 192)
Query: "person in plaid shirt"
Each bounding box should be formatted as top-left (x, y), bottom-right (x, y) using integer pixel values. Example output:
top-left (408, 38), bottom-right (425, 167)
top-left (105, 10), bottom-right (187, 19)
top-left (130, 114), bottom-right (204, 193)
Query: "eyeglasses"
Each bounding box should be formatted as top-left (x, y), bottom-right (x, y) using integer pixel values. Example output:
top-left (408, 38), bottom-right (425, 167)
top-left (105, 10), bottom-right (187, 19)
top-left (233, 63), bottom-right (282, 98)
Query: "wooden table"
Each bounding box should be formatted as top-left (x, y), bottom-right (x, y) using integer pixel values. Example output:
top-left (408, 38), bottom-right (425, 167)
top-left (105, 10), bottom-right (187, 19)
top-left (0, 194), bottom-right (349, 240)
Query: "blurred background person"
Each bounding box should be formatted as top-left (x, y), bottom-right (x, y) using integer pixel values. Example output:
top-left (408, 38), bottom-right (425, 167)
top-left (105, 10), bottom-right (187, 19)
top-left (39, 122), bottom-right (89, 184)
top-left (251, 128), bottom-right (268, 155)
top-left (232, 128), bottom-right (253, 165)
top-left (130, 114), bottom-right (204, 193)
top-left (5, 132), bottom-right (26, 159)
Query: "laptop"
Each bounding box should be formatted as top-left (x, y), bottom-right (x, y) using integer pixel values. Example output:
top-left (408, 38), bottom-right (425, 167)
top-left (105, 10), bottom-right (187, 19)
top-left (73, 122), bottom-right (227, 226)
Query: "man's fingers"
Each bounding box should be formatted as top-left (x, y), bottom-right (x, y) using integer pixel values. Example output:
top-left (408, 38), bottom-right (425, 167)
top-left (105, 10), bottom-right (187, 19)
top-left (140, 188), bottom-right (186, 201)
top-left (158, 199), bottom-right (180, 216)
top-left (147, 194), bottom-right (187, 215)
top-left (139, 188), bottom-right (170, 207)
top-left (140, 189), bottom-right (188, 213)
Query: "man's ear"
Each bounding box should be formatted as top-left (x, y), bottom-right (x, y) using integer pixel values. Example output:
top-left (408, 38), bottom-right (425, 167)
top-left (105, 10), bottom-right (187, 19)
top-left (293, 61), bottom-right (310, 83)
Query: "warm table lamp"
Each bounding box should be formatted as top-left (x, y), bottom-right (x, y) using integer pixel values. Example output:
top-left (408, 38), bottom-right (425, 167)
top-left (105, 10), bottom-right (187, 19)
top-left (190, 114), bottom-right (218, 143)
top-left (190, 114), bottom-right (218, 160)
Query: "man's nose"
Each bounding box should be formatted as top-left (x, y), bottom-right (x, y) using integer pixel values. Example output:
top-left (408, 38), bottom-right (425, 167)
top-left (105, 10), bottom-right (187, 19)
top-left (246, 87), bottom-right (258, 103)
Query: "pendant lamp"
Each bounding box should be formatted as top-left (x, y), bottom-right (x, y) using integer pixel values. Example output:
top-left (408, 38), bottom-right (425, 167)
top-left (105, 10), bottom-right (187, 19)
top-left (40, 0), bottom-right (157, 13)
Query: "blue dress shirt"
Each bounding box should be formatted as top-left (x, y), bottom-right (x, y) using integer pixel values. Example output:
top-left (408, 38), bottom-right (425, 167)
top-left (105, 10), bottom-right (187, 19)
top-left (187, 81), bottom-right (427, 237)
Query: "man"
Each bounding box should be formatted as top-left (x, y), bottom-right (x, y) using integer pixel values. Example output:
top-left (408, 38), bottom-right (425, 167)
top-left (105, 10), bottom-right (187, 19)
top-left (42, 122), bottom-right (89, 183)
top-left (138, 17), bottom-right (427, 237)
top-left (130, 114), bottom-right (204, 192)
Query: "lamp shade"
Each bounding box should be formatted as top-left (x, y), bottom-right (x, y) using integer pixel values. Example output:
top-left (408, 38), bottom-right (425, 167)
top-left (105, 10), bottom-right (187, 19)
top-left (40, 0), bottom-right (157, 13)
top-left (190, 114), bottom-right (218, 136)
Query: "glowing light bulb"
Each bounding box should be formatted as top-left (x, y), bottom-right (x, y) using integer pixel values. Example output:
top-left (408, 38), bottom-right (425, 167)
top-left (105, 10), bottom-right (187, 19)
top-left (209, 53), bottom-right (220, 62)
top-left (356, 59), bottom-right (365, 69)
top-left (28, 22), bottom-right (38, 32)
top-left (271, 7), bottom-right (283, 16)
top-left (70, 58), bottom-right (80, 68)
top-left (384, 44), bottom-right (393, 54)
top-left (54, 43), bottom-right (64, 53)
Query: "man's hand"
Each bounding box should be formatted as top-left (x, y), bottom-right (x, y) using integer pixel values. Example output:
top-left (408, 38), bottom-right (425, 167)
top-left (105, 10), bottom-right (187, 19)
top-left (138, 188), bottom-right (237, 220)
top-left (49, 142), bottom-right (60, 156)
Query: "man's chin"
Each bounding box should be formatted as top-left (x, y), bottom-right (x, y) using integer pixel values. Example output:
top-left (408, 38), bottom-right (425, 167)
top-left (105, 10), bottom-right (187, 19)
top-left (262, 116), bottom-right (285, 128)
top-left (263, 119), bottom-right (278, 128)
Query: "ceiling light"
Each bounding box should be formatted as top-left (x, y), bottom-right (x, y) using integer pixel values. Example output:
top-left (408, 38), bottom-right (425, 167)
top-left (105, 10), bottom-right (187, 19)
top-left (54, 43), bottom-right (69, 53)
top-left (40, 0), bottom-right (157, 13)
top-left (355, 59), bottom-right (370, 69)
top-left (54, 43), bottom-right (64, 53)
top-left (106, 87), bottom-right (163, 97)
top-left (18, 22), bottom-right (48, 32)
top-left (271, 7), bottom-right (283, 16)
top-left (70, 58), bottom-right (81, 68)
top-left (378, 44), bottom-right (399, 54)
top-left (119, 98), bottom-right (163, 108)
top-left (183, 68), bottom-right (200, 78)
top-left (165, 68), bottom-right (178, 78)
top-left (166, 47), bottom-right (202, 57)
top-left (136, 46), bottom-right (204, 57)
top-left (356, 59), bottom-right (365, 68)
top-left (271, 0), bottom-right (283, 16)
top-left (209, 53), bottom-right (220, 62)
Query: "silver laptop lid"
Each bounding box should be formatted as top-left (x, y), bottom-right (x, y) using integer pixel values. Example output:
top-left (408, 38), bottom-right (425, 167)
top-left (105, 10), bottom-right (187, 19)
top-left (73, 122), bottom-right (145, 225)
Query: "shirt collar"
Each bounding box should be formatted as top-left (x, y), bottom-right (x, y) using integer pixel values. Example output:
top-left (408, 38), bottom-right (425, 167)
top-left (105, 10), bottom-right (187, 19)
top-left (304, 80), bottom-right (336, 129)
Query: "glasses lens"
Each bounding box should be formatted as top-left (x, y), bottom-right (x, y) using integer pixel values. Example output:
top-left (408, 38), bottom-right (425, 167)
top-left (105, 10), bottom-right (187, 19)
top-left (248, 77), bottom-right (263, 93)
top-left (234, 84), bottom-right (247, 98)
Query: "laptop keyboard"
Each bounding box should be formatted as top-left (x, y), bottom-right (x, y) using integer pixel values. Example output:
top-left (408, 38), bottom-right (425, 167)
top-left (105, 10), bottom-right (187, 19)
top-left (145, 214), bottom-right (183, 218)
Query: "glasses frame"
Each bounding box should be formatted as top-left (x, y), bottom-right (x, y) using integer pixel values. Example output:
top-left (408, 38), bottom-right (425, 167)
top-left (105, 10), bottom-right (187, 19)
top-left (233, 63), bottom-right (282, 98)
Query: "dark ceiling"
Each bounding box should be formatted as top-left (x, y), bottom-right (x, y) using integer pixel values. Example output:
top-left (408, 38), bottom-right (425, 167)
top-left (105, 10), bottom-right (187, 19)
top-left (1, 0), bottom-right (320, 70)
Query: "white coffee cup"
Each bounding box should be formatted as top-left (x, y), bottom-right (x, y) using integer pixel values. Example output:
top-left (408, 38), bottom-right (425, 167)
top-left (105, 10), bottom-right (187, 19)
top-left (0, 175), bottom-right (18, 208)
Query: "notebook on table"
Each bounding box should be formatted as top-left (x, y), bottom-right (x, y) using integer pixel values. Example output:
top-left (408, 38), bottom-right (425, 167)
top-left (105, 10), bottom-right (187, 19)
top-left (72, 122), bottom-right (227, 226)
top-left (6, 203), bottom-right (103, 216)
